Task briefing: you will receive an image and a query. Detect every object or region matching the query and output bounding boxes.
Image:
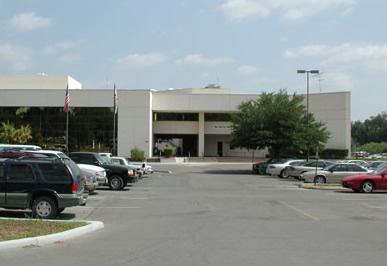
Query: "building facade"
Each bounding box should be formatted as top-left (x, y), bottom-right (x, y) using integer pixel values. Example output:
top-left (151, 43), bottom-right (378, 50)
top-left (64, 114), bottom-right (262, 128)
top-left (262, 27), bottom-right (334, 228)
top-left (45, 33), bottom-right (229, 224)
top-left (0, 75), bottom-right (351, 158)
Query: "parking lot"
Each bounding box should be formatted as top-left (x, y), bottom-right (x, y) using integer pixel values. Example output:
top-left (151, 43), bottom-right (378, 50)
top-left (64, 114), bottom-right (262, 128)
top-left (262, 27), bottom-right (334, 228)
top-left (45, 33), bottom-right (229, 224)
top-left (2, 163), bottom-right (387, 265)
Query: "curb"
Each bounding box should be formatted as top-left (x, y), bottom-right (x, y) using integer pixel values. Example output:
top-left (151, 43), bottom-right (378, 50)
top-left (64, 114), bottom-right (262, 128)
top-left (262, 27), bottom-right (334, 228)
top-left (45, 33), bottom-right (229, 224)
top-left (0, 218), bottom-right (104, 251)
top-left (299, 183), bottom-right (350, 191)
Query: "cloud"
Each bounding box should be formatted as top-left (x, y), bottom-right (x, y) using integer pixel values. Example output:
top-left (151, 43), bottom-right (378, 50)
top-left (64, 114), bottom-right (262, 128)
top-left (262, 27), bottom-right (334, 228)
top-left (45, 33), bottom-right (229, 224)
top-left (285, 43), bottom-right (387, 69)
top-left (219, 0), bottom-right (355, 21)
top-left (0, 44), bottom-right (31, 70)
top-left (8, 12), bottom-right (51, 31)
top-left (176, 54), bottom-right (233, 66)
top-left (43, 41), bottom-right (82, 55)
top-left (117, 53), bottom-right (167, 70)
top-left (237, 65), bottom-right (258, 75)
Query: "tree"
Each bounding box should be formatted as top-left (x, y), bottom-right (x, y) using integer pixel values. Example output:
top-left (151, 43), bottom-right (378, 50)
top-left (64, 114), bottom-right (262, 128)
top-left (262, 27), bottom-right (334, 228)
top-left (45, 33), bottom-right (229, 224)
top-left (352, 112), bottom-right (387, 145)
top-left (231, 90), bottom-right (330, 158)
top-left (0, 122), bottom-right (32, 144)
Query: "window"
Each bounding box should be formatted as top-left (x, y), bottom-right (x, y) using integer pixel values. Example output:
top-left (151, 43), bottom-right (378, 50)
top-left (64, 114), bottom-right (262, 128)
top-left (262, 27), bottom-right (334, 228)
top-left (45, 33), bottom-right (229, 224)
top-left (331, 164), bottom-right (347, 172)
top-left (8, 164), bottom-right (34, 181)
top-left (38, 163), bottom-right (71, 183)
top-left (347, 164), bottom-right (366, 172)
top-left (0, 163), bottom-right (4, 180)
top-left (204, 113), bottom-right (231, 121)
top-left (111, 159), bottom-right (122, 165)
top-left (153, 112), bottom-right (199, 121)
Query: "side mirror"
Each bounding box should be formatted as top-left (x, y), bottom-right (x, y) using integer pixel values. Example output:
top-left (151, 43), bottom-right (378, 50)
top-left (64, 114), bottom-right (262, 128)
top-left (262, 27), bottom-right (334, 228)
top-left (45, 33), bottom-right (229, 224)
top-left (93, 161), bottom-right (101, 166)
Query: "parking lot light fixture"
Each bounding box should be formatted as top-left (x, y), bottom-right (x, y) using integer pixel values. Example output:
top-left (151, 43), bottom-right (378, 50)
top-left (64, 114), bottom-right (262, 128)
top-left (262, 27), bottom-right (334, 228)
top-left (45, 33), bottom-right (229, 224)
top-left (297, 69), bottom-right (319, 161)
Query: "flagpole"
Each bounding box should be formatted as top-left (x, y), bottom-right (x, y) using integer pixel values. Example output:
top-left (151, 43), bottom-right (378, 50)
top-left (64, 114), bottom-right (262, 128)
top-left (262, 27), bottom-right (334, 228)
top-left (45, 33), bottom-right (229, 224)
top-left (113, 84), bottom-right (117, 156)
top-left (66, 111), bottom-right (69, 153)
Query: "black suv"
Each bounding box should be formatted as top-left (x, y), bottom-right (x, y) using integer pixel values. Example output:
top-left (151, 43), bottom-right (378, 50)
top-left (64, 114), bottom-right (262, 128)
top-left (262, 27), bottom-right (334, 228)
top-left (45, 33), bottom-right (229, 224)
top-left (0, 157), bottom-right (87, 219)
top-left (69, 152), bottom-right (131, 190)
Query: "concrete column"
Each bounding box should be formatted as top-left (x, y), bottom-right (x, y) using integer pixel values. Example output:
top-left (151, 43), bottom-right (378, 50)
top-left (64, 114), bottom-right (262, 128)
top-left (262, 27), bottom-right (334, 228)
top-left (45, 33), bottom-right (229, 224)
top-left (198, 112), bottom-right (205, 157)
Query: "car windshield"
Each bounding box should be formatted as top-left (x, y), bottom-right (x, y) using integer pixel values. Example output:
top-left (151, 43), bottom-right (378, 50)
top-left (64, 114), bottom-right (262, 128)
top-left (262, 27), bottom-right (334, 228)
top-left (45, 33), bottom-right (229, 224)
top-left (373, 163), bottom-right (387, 175)
top-left (94, 154), bottom-right (108, 164)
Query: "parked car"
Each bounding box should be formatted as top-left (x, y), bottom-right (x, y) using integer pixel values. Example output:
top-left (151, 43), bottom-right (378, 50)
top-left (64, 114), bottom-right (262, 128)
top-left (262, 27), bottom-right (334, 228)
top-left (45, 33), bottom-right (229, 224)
top-left (69, 152), bottom-right (134, 190)
top-left (26, 150), bottom-right (107, 188)
top-left (77, 163), bottom-right (107, 186)
top-left (0, 151), bottom-right (48, 159)
top-left (252, 158), bottom-right (290, 175)
top-left (110, 157), bottom-right (142, 177)
top-left (81, 170), bottom-right (98, 194)
top-left (367, 161), bottom-right (386, 171)
top-left (0, 144), bottom-right (42, 152)
top-left (284, 160), bottom-right (335, 179)
top-left (267, 159), bottom-right (306, 178)
top-left (300, 163), bottom-right (370, 184)
top-left (346, 160), bottom-right (370, 168)
top-left (342, 164), bottom-right (387, 193)
top-left (0, 157), bottom-right (87, 219)
top-left (98, 152), bottom-right (112, 162)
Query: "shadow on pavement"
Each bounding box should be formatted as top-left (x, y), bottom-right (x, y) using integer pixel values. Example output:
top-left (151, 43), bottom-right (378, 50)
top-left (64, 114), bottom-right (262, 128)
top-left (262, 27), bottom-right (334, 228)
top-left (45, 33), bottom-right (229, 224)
top-left (0, 209), bottom-right (77, 220)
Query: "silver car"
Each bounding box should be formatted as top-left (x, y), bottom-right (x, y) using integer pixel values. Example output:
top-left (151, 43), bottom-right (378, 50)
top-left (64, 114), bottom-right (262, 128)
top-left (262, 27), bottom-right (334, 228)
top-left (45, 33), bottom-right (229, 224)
top-left (285, 160), bottom-right (334, 179)
top-left (300, 163), bottom-right (369, 184)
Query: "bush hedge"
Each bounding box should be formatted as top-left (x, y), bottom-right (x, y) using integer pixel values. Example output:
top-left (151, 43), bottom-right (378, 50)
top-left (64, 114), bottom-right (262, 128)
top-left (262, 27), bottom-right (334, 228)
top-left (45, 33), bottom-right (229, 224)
top-left (163, 147), bottom-right (176, 158)
top-left (130, 148), bottom-right (145, 161)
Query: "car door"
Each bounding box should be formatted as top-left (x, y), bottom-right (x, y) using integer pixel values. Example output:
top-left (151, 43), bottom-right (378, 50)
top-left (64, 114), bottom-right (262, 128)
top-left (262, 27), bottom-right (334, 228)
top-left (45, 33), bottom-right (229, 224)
top-left (5, 162), bottom-right (36, 208)
top-left (328, 164), bottom-right (348, 183)
top-left (0, 162), bottom-right (5, 205)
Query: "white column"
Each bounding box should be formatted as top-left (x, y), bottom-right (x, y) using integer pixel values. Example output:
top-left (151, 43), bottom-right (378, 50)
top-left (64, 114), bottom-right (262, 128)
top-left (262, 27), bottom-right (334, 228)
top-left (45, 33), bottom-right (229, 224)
top-left (198, 112), bottom-right (205, 157)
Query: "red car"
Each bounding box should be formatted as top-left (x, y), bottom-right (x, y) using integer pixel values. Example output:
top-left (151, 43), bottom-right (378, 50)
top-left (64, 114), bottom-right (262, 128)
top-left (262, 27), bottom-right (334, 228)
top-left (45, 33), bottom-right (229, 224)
top-left (342, 164), bottom-right (387, 193)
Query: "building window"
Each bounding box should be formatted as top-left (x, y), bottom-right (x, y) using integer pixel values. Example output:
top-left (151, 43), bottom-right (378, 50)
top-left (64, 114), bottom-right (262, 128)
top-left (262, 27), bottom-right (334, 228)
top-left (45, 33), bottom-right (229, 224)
top-left (204, 113), bottom-right (231, 122)
top-left (153, 112), bottom-right (198, 121)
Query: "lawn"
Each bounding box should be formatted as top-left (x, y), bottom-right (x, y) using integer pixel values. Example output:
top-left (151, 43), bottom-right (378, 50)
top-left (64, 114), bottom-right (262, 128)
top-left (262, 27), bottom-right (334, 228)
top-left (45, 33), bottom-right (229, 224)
top-left (0, 219), bottom-right (86, 241)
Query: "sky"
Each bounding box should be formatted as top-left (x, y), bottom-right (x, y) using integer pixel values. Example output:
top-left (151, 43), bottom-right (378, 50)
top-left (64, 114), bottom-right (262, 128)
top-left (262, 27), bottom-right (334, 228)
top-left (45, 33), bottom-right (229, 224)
top-left (0, 0), bottom-right (386, 121)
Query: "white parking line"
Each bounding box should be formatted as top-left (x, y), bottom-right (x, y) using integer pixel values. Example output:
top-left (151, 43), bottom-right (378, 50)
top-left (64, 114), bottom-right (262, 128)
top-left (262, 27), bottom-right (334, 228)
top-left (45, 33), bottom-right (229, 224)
top-left (280, 202), bottom-right (319, 221)
top-left (361, 203), bottom-right (387, 209)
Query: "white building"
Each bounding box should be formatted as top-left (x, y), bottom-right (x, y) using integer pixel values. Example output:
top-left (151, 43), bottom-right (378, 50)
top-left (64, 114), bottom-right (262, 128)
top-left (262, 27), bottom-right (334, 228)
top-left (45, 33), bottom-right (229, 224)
top-left (0, 75), bottom-right (351, 158)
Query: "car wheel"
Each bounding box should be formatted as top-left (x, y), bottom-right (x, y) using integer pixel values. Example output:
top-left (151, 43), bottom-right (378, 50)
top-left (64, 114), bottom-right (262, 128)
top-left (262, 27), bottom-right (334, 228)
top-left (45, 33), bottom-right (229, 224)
top-left (361, 181), bottom-right (374, 193)
top-left (314, 175), bottom-right (326, 184)
top-left (280, 169), bottom-right (289, 179)
top-left (32, 196), bottom-right (58, 219)
top-left (109, 175), bottom-right (124, 190)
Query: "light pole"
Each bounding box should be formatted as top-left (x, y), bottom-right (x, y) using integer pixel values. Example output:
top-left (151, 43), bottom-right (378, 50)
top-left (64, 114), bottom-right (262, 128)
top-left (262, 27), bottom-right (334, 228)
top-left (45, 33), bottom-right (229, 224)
top-left (297, 69), bottom-right (319, 161)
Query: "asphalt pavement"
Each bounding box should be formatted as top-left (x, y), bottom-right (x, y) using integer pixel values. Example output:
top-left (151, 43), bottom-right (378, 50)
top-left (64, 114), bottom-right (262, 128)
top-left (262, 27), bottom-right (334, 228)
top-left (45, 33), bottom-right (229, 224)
top-left (1, 163), bottom-right (387, 266)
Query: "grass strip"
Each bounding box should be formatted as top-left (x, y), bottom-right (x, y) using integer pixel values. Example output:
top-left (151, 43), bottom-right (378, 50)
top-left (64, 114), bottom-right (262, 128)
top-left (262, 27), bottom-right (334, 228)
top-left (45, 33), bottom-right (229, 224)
top-left (0, 219), bottom-right (86, 241)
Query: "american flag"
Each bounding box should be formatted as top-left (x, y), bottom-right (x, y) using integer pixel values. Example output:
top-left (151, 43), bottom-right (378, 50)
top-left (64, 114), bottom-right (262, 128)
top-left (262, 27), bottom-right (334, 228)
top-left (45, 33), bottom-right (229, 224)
top-left (113, 83), bottom-right (118, 114)
top-left (64, 84), bottom-right (70, 113)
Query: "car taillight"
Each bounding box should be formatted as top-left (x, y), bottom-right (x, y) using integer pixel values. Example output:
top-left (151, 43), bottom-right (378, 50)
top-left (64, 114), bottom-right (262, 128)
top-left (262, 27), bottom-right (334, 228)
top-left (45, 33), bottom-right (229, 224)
top-left (72, 183), bottom-right (78, 193)
top-left (128, 170), bottom-right (134, 176)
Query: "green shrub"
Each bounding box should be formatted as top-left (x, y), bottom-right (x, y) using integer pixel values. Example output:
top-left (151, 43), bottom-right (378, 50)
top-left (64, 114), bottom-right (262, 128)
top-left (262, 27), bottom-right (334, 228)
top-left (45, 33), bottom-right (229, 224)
top-left (354, 142), bottom-right (387, 155)
top-left (320, 149), bottom-right (349, 159)
top-left (163, 147), bottom-right (176, 158)
top-left (130, 148), bottom-right (145, 161)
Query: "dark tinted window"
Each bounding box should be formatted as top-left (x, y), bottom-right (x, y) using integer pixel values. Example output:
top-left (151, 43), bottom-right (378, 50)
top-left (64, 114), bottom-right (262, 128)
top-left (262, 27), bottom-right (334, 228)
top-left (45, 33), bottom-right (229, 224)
top-left (38, 163), bottom-right (71, 183)
top-left (205, 113), bottom-right (231, 121)
top-left (153, 112), bottom-right (199, 121)
top-left (348, 164), bottom-right (366, 172)
top-left (331, 164), bottom-right (347, 172)
top-left (8, 164), bottom-right (34, 181)
top-left (0, 163), bottom-right (4, 179)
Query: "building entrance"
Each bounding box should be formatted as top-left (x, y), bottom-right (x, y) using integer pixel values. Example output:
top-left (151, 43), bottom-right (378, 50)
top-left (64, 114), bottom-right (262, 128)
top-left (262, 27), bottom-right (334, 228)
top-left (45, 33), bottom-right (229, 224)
top-left (153, 134), bottom-right (198, 157)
